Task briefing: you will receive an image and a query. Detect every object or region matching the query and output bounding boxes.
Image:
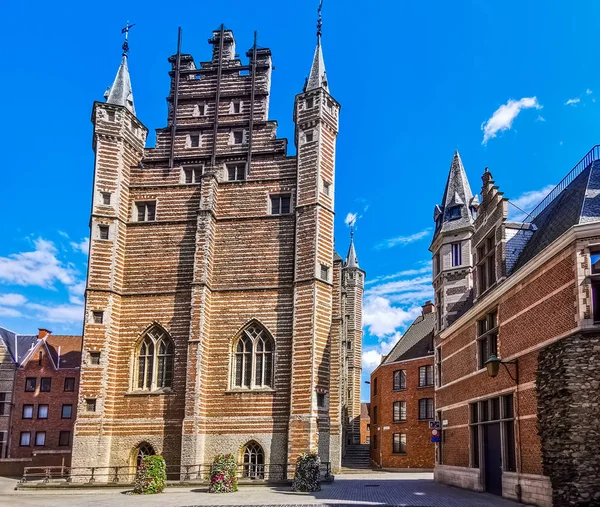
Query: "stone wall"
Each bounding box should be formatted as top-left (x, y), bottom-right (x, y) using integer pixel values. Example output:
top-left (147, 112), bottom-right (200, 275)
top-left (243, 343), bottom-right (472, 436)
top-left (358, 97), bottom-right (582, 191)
top-left (537, 331), bottom-right (600, 506)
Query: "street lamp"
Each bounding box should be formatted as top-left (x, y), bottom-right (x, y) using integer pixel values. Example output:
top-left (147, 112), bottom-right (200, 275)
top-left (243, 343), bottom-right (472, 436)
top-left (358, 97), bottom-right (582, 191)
top-left (483, 354), bottom-right (518, 382)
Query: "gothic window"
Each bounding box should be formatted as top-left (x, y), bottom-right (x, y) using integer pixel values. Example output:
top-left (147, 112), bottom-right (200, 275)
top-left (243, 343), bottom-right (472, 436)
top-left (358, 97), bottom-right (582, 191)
top-left (232, 324), bottom-right (274, 389)
top-left (135, 442), bottom-right (155, 467)
top-left (393, 370), bottom-right (406, 391)
top-left (135, 327), bottom-right (174, 391)
top-left (242, 441), bottom-right (264, 479)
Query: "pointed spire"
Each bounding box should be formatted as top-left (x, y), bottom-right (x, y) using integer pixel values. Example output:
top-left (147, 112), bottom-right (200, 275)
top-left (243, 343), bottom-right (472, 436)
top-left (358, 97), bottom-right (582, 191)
top-left (306, 1), bottom-right (328, 92)
top-left (345, 226), bottom-right (359, 268)
top-left (433, 150), bottom-right (476, 234)
top-left (104, 22), bottom-right (136, 114)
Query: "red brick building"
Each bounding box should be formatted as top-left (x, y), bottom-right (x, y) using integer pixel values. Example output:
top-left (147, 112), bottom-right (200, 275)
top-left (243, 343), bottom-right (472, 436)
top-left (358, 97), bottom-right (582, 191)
top-left (72, 22), bottom-right (364, 475)
top-left (432, 149), bottom-right (600, 506)
top-left (5, 329), bottom-right (81, 462)
top-left (369, 302), bottom-right (435, 470)
top-left (359, 403), bottom-right (370, 445)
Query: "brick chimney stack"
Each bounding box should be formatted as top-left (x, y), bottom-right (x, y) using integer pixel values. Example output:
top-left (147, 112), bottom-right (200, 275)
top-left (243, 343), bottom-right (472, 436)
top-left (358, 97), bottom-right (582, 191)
top-left (422, 301), bottom-right (435, 314)
top-left (38, 328), bottom-right (52, 339)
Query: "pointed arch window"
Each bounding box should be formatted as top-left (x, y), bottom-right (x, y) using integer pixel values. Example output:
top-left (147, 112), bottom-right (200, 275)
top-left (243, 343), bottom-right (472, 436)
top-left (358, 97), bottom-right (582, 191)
top-left (135, 327), bottom-right (174, 391)
top-left (232, 324), bottom-right (274, 390)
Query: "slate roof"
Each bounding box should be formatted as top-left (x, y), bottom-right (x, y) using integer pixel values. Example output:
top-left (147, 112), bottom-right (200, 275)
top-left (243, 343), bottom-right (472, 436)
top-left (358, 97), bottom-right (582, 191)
top-left (105, 54), bottom-right (135, 114)
top-left (345, 238), bottom-right (359, 268)
top-left (383, 311), bottom-right (435, 365)
top-left (514, 159), bottom-right (600, 271)
top-left (433, 151), bottom-right (477, 239)
top-left (306, 38), bottom-right (328, 92)
top-left (0, 327), bottom-right (37, 366)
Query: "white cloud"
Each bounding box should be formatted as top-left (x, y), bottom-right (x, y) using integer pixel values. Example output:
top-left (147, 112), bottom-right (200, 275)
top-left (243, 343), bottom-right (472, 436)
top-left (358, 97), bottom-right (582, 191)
top-left (365, 266), bottom-right (431, 286)
top-left (70, 237), bottom-right (90, 255)
top-left (365, 275), bottom-right (432, 297)
top-left (0, 307), bottom-right (23, 317)
top-left (362, 349), bottom-right (382, 372)
top-left (0, 238), bottom-right (77, 288)
top-left (536, 115), bottom-right (546, 122)
top-left (508, 184), bottom-right (555, 221)
top-left (0, 293), bottom-right (27, 306)
top-left (26, 302), bottom-right (85, 324)
top-left (587, 89), bottom-right (593, 95)
top-left (363, 296), bottom-right (422, 337)
top-left (565, 97), bottom-right (580, 106)
top-left (375, 229), bottom-right (431, 250)
top-left (345, 212), bottom-right (357, 227)
top-left (481, 97), bottom-right (542, 144)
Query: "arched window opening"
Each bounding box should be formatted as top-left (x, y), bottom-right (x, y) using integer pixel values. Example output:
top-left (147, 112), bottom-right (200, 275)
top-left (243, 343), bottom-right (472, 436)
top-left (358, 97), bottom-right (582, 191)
top-left (135, 327), bottom-right (174, 391)
top-left (242, 442), bottom-right (264, 479)
top-left (135, 442), bottom-right (155, 467)
top-left (232, 324), bottom-right (274, 389)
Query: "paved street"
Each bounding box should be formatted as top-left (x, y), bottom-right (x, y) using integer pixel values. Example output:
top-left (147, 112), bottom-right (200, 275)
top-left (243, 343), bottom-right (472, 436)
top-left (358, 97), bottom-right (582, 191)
top-left (0, 472), bottom-right (523, 507)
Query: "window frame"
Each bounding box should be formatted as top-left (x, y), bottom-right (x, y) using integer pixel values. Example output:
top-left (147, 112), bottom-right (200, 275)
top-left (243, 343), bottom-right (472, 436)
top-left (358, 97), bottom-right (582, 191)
top-left (0, 393), bottom-right (6, 416)
top-left (35, 431), bottom-right (46, 447)
top-left (392, 433), bottom-right (407, 454)
top-left (182, 166), bottom-right (203, 184)
top-left (231, 323), bottom-right (275, 390)
top-left (101, 192), bottom-right (111, 205)
top-left (477, 232), bottom-right (497, 294)
top-left (92, 311), bottom-right (104, 324)
top-left (393, 400), bottom-right (407, 423)
top-left (89, 351), bottom-right (101, 365)
top-left (85, 399), bottom-right (97, 412)
top-left (322, 179), bottom-right (331, 196)
top-left (451, 242), bottom-right (462, 267)
top-left (98, 224), bottom-right (109, 240)
top-left (64, 377), bottom-right (75, 392)
top-left (418, 365), bottom-right (434, 387)
top-left (37, 404), bottom-right (49, 419)
top-left (61, 404), bottom-right (73, 419)
top-left (135, 201), bottom-right (157, 222)
top-left (226, 162), bottom-right (246, 182)
top-left (270, 194), bottom-right (292, 216)
top-left (393, 369), bottom-right (406, 391)
top-left (25, 377), bottom-right (36, 392)
top-left (320, 264), bottom-right (330, 282)
top-left (20, 432), bottom-right (31, 447)
top-left (589, 250), bottom-right (600, 322)
top-left (22, 404), bottom-right (33, 419)
top-left (477, 310), bottom-right (498, 369)
top-left (58, 431), bottom-right (70, 447)
top-left (188, 133), bottom-right (201, 148)
top-left (230, 100), bottom-right (242, 114)
top-left (40, 378), bottom-right (51, 393)
top-left (134, 327), bottom-right (175, 392)
top-left (418, 398), bottom-right (435, 420)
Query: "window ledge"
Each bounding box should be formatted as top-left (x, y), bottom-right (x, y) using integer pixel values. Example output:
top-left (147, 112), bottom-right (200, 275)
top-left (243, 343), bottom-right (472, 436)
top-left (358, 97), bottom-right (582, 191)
top-left (124, 389), bottom-right (175, 397)
top-left (225, 388), bottom-right (276, 394)
top-left (417, 385), bottom-right (434, 389)
top-left (392, 420), bottom-right (407, 424)
top-left (392, 388), bottom-right (407, 392)
top-left (392, 452), bottom-right (407, 455)
top-left (418, 418), bottom-right (434, 422)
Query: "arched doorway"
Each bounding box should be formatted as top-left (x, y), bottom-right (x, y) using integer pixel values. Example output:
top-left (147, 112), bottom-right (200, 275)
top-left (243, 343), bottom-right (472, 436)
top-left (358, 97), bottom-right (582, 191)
top-left (134, 442), bottom-right (155, 468)
top-left (242, 441), bottom-right (264, 479)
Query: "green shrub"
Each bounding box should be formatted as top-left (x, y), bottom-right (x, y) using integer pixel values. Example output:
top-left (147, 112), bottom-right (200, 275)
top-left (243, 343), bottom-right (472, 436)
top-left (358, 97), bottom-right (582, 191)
top-left (209, 454), bottom-right (238, 493)
top-left (133, 455), bottom-right (167, 494)
top-left (292, 452), bottom-right (321, 492)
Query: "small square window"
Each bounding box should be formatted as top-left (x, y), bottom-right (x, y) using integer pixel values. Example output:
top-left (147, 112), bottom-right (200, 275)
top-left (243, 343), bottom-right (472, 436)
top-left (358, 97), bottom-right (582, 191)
top-left (320, 264), bottom-right (330, 281)
top-left (227, 163), bottom-right (246, 181)
top-left (61, 404), bottom-right (73, 419)
top-left (89, 352), bottom-right (101, 365)
top-left (40, 378), bottom-right (51, 392)
top-left (232, 130), bottom-right (245, 145)
top-left (58, 431), bottom-right (70, 447)
top-left (25, 377), bottom-right (36, 392)
top-left (85, 399), bottom-right (97, 412)
top-left (22, 405), bottom-right (33, 419)
top-left (136, 201), bottom-right (156, 222)
top-left (101, 192), bottom-right (111, 205)
top-left (306, 97), bottom-right (314, 109)
top-left (317, 393), bottom-right (325, 408)
top-left (305, 130), bottom-right (314, 143)
top-left (98, 225), bottom-right (109, 240)
top-left (35, 432), bottom-right (46, 446)
top-left (64, 377), bottom-right (75, 392)
top-left (188, 134), bottom-right (200, 148)
top-left (107, 110), bottom-right (115, 122)
top-left (322, 180), bottom-right (331, 196)
top-left (183, 166), bottom-right (203, 184)
top-left (37, 405), bottom-right (48, 419)
top-left (270, 194), bottom-right (291, 215)
top-left (20, 432), bottom-right (31, 446)
top-left (230, 101), bottom-right (242, 114)
top-left (92, 310), bottom-right (104, 324)
top-left (193, 103), bottom-right (206, 117)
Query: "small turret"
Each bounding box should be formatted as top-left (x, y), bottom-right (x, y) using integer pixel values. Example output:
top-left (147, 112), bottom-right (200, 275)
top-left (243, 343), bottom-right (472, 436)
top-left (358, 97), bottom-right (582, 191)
top-left (104, 23), bottom-right (136, 114)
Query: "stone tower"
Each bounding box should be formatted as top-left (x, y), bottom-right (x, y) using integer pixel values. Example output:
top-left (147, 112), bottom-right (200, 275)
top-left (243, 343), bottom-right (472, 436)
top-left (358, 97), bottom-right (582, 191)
top-left (72, 21), bottom-right (360, 476)
top-left (430, 151), bottom-right (478, 333)
top-left (341, 232), bottom-right (364, 446)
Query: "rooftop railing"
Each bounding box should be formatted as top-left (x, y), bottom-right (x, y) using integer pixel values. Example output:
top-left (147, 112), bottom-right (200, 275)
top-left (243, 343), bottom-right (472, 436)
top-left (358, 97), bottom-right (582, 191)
top-left (524, 145), bottom-right (600, 223)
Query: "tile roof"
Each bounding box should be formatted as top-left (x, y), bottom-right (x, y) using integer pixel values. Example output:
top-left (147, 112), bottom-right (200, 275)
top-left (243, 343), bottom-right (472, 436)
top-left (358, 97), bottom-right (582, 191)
top-left (383, 311), bottom-right (435, 365)
top-left (45, 335), bottom-right (83, 369)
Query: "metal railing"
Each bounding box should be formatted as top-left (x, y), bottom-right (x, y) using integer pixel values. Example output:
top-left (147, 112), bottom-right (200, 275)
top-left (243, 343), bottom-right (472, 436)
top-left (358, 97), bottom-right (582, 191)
top-left (20, 462), bottom-right (332, 485)
top-left (524, 145), bottom-right (600, 223)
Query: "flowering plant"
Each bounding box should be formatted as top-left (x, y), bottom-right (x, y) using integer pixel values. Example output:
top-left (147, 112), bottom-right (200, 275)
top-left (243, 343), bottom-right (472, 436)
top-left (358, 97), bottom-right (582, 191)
top-left (292, 452), bottom-right (321, 492)
top-left (133, 455), bottom-right (166, 494)
top-left (208, 454), bottom-right (238, 493)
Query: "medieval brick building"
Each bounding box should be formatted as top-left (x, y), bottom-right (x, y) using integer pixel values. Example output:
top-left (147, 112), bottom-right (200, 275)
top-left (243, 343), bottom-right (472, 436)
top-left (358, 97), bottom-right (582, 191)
top-left (71, 24), bottom-right (364, 474)
top-left (431, 149), bottom-right (600, 506)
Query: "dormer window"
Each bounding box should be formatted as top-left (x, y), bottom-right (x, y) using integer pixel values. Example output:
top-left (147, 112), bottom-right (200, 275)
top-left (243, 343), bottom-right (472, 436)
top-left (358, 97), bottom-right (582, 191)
top-left (447, 206), bottom-right (461, 220)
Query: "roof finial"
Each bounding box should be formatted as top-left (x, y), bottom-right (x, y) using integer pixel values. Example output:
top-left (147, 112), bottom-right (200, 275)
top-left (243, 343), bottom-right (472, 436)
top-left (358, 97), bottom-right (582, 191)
top-left (317, 0), bottom-right (323, 39)
top-left (121, 21), bottom-right (136, 56)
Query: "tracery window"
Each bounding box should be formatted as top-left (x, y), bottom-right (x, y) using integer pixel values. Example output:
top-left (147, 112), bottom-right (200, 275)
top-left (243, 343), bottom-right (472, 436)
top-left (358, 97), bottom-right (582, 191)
top-left (233, 324), bottom-right (274, 389)
top-left (135, 327), bottom-right (174, 391)
top-left (242, 441), bottom-right (264, 479)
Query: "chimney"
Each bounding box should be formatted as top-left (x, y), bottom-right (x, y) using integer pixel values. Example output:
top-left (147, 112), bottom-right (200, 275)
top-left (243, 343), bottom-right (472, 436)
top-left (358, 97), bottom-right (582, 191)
top-left (422, 300), bottom-right (435, 314)
top-left (38, 328), bottom-right (52, 339)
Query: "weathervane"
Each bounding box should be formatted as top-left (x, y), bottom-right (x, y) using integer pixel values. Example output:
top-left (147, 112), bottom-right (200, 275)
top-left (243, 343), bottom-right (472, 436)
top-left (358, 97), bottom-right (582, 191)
top-left (317, 0), bottom-right (323, 38)
top-left (121, 21), bottom-right (136, 55)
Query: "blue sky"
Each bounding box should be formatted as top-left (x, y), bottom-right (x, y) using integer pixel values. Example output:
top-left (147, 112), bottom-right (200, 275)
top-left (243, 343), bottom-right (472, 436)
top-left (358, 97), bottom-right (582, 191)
top-left (1, 1), bottom-right (600, 400)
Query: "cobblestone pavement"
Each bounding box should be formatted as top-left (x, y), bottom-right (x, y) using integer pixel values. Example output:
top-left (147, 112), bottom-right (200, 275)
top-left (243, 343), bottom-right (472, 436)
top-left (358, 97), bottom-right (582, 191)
top-left (0, 472), bottom-right (524, 507)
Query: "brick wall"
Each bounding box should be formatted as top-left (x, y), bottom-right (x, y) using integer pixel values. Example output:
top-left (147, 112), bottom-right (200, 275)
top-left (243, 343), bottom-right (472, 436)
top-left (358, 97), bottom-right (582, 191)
top-left (370, 356), bottom-right (435, 469)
